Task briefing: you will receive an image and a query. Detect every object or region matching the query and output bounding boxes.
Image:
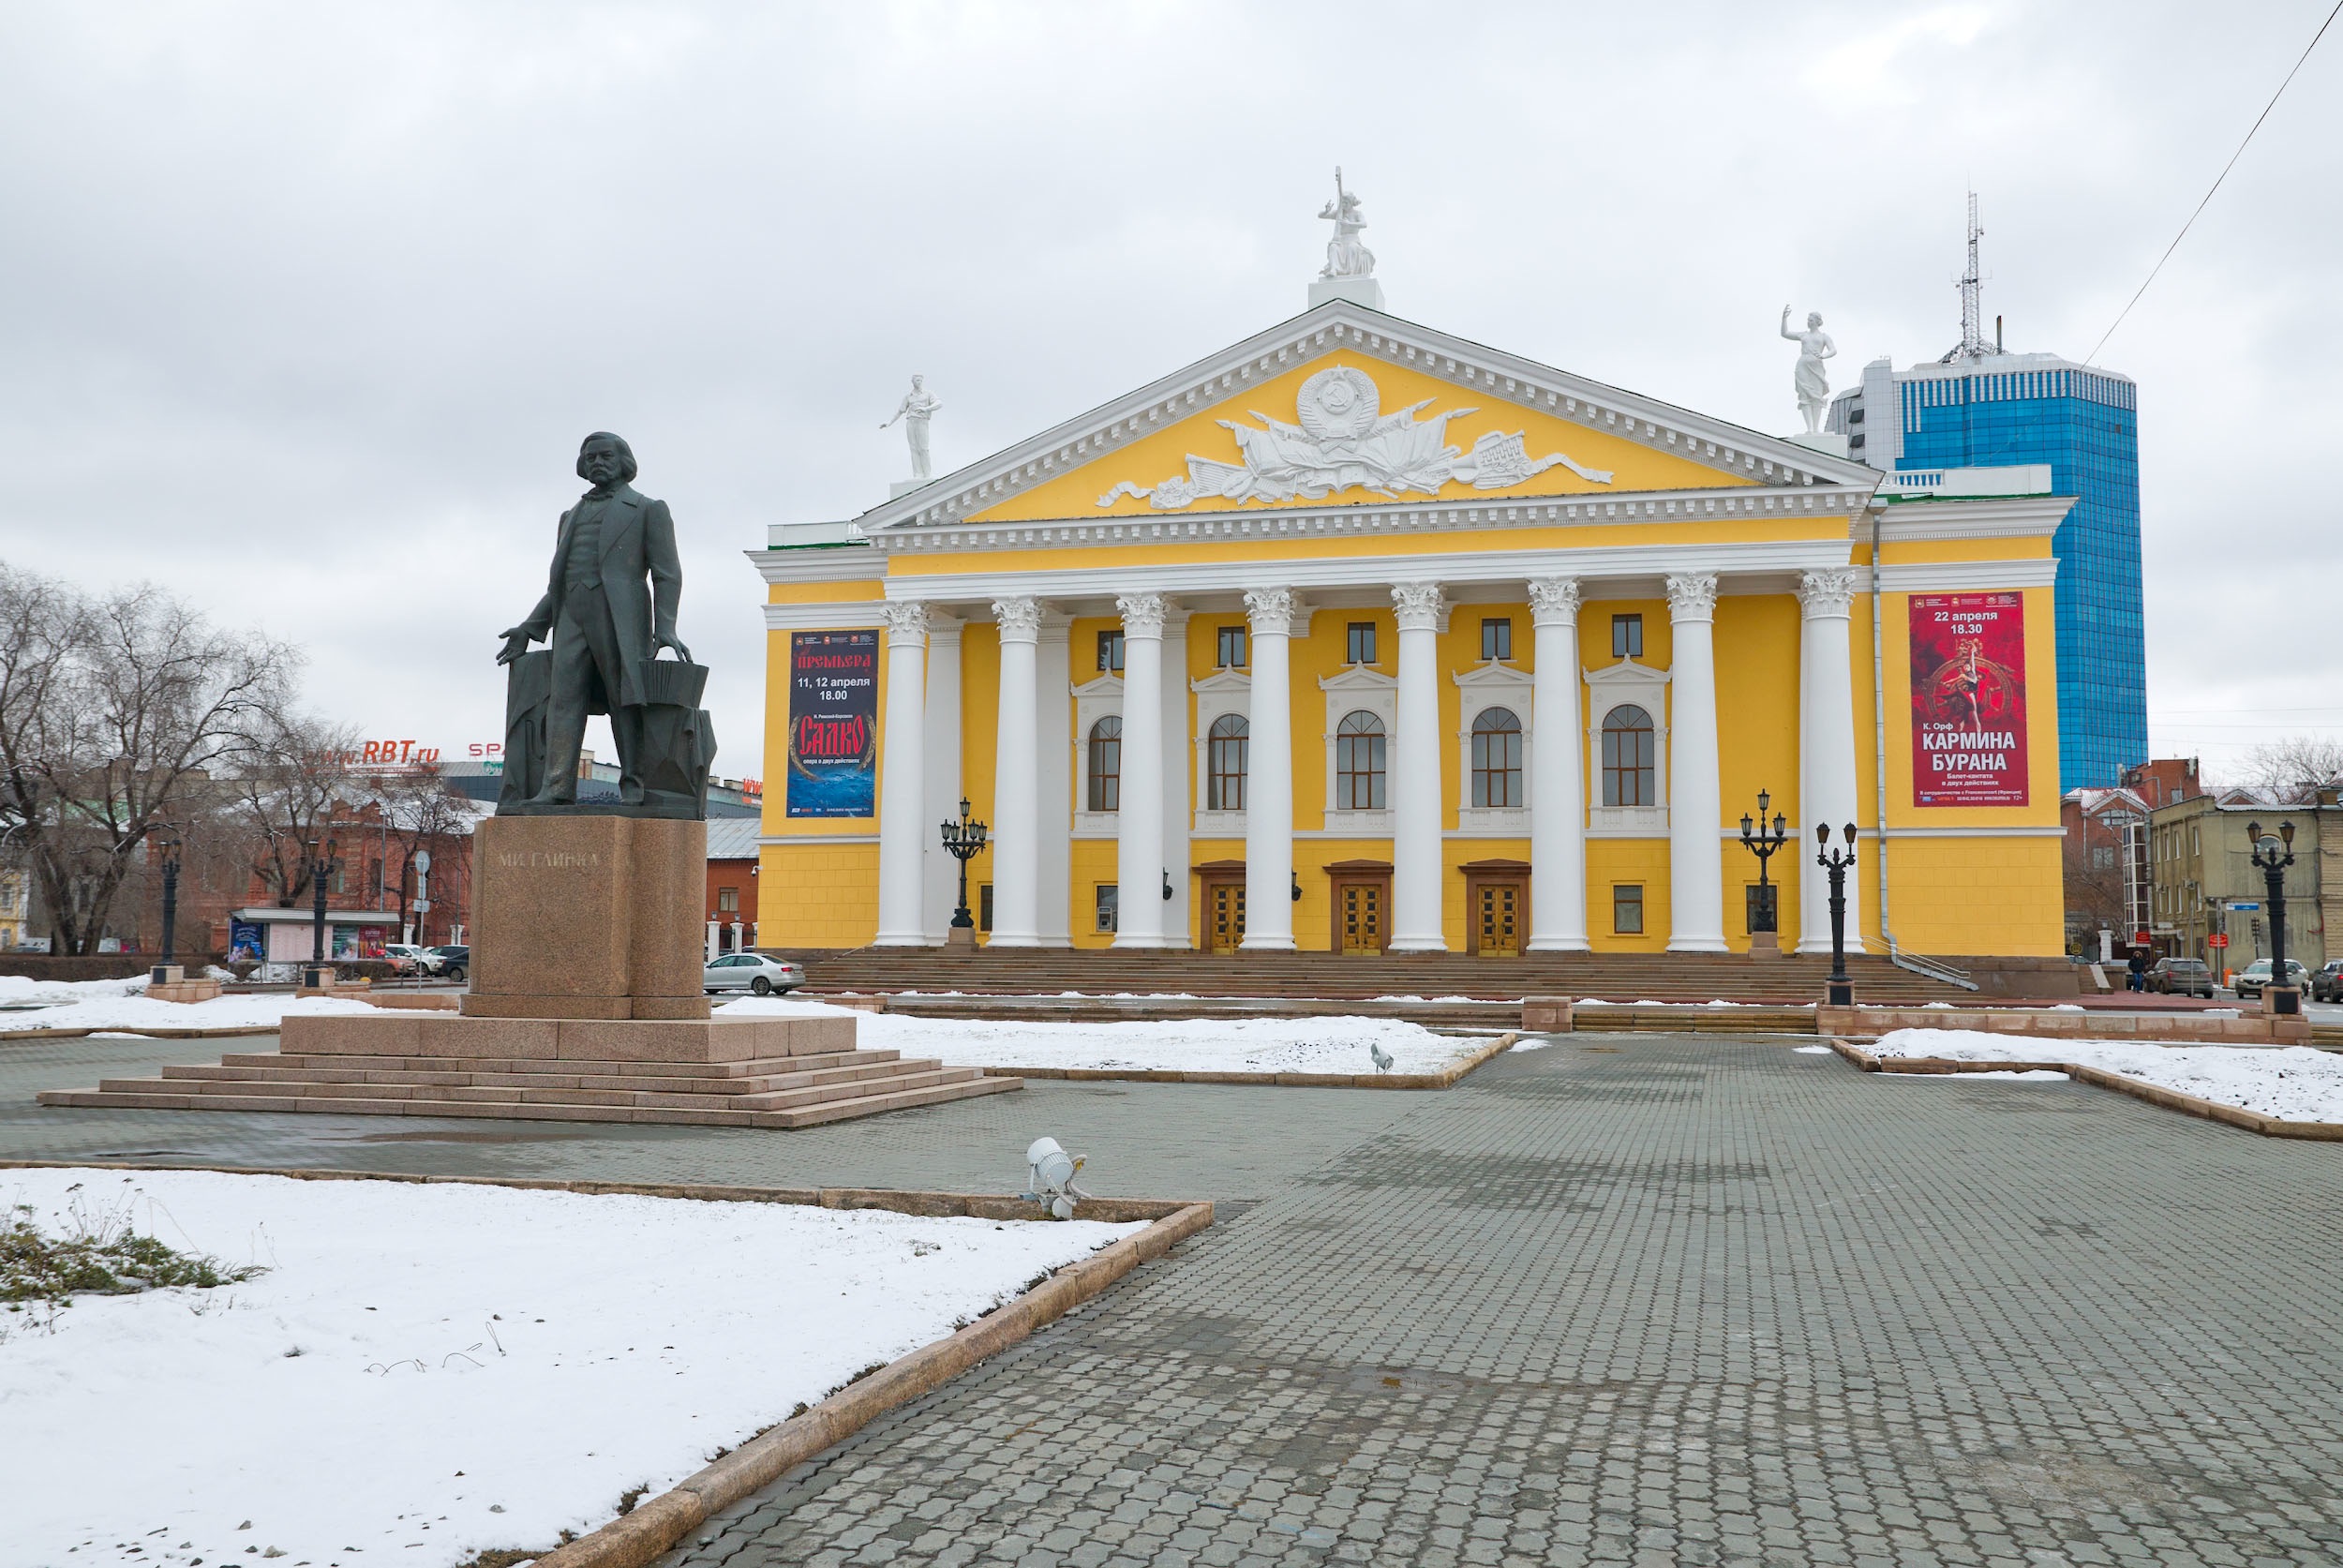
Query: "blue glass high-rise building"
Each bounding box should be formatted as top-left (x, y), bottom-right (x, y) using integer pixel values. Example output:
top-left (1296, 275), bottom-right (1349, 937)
top-left (1829, 349), bottom-right (2143, 793)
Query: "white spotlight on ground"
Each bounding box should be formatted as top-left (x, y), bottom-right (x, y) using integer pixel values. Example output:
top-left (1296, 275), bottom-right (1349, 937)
top-left (1022, 1136), bottom-right (1091, 1220)
top-left (1369, 1042), bottom-right (1395, 1073)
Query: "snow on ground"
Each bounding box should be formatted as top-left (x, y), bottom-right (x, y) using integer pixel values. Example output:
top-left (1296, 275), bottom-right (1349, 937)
top-left (0, 973), bottom-right (153, 1008)
top-left (0, 992), bottom-right (380, 1035)
top-left (717, 995), bottom-right (1482, 1074)
top-left (1871, 1028), bottom-right (2343, 1123)
top-left (0, 1167), bottom-right (1142, 1568)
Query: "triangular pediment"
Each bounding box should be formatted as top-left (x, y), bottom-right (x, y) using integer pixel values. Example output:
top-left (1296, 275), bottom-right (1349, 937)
top-left (859, 300), bottom-right (1878, 534)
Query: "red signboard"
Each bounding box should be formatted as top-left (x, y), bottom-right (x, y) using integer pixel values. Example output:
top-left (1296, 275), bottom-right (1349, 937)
top-left (2207, 933), bottom-right (2230, 948)
top-left (1909, 592), bottom-right (2028, 807)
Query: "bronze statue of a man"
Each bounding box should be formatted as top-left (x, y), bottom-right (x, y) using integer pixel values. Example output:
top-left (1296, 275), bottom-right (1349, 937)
top-left (498, 432), bottom-right (692, 807)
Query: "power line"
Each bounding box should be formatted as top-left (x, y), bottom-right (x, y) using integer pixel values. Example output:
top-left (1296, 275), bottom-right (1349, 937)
top-left (2086, 0), bottom-right (2343, 365)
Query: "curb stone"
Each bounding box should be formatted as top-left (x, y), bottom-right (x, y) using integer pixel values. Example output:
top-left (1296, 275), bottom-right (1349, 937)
top-left (1821, 1037), bottom-right (2343, 1141)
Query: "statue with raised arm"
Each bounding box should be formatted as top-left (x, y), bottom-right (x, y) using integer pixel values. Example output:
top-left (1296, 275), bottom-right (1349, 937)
top-left (1781, 306), bottom-right (1838, 434)
top-left (494, 432), bottom-right (713, 818)
top-left (1318, 167), bottom-right (1376, 280)
top-left (881, 374), bottom-right (943, 484)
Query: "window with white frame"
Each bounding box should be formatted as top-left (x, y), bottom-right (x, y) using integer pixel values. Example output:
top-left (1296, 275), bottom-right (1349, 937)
top-left (1602, 706), bottom-right (1656, 806)
top-left (1207, 714), bottom-right (1249, 811)
top-left (1086, 715), bottom-right (1122, 813)
top-left (1336, 710), bottom-right (1386, 810)
top-left (1471, 708), bottom-right (1523, 808)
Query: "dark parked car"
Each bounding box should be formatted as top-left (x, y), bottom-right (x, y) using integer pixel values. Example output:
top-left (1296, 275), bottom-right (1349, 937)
top-left (2233, 958), bottom-right (2309, 1001)
top-left (2315, 960), bottom-right (2343, 1004)
top-left (431, 945), bottom-right (470, 982)
top-left (2146, 957), bottom-right (2215, 998)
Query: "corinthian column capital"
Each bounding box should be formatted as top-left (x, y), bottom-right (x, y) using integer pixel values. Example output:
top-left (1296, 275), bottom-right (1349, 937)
top-left (992, 596), bottom-right (1042, 643)
top-left (1114, 592), bottom-right (1166, 639)
top-left (1664, 573), bottom-right (1718, 623)
top-left (1243, 588), bottom-right (1298, 636)
top-left (1390, 582), bottom-right (1448, 633)
top-left (1527, 577), bottom-right (1583, 628)
top-left (882, 599), bottom-right (931, 646)
top-left (1797, 568), bottom-right (1858, 620)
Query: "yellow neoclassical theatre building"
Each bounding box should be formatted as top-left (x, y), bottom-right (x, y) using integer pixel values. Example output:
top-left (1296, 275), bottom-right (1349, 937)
top-left (752, 285), bottom-right (2069, 961)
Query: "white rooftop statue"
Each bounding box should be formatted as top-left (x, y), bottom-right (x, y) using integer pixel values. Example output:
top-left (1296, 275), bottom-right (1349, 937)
top-left (1308, 169), bottom-right (1386, 311)
top-left (1780, 306), bottom-right (1837, 435)
top-left (881, 374), bottom-right (943, 485)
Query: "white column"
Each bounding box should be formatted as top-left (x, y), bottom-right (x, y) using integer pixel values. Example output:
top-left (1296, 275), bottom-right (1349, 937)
top-left (1036, 614), bottom-right (1073, 947)
top-left (919, 616), bottom-right (963, 942)
top-left (989, 596), bottom-right (1042, 947)
top-left (1390, 582), bottom-right (1449, 952)
top-left (1114, 594), bottom-right (1168, 948)
top-left (1240, 589), bottom-right (1298, 949)
top-left (1159, 608), bottom-right (1192, 948)
top-left (1665, 573), bottom-right (1727, 951)
top-left (1526, 578), bottom-right (1589, 951)
top-left (873, 600), bottom-right (929, 947)
top-left (1798, 568), bottom-right (1864, 952)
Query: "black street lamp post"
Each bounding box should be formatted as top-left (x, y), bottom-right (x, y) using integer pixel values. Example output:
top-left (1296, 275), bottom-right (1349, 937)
top-left (1816, 822), bottom-right (1859, 1007)
top-left (939, 798), bottom-right (989, 946)
top-left (306, 838), bottom-right (336, 987)
top-left (2247, 820), bottom-right (2299, 1015)
top-left (154, 831), bottom-right (183, 979)
top-left (1738, 789), bottom-right (1788, 950)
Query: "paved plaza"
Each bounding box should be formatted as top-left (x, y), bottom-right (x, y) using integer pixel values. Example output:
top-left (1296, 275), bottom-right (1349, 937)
top-left (7, 1032), bottom-right (2343, 1567)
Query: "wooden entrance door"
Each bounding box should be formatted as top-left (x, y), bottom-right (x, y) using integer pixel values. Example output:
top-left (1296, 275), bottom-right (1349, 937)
top-left (1195, 864), bottom-right (1247, 954)
top-left (1462, 859), bottom-right (1531, 957)
top-left (1325, 860), bottom-right (1394, 955)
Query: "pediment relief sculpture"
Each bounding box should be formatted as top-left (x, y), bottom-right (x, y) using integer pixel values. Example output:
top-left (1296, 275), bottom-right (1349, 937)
top-left (1097, 366), bottom-right (1616, 513)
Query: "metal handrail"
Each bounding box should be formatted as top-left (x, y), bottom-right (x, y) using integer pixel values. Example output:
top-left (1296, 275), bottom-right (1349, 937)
top-left (1887, 946), bottom-right (1978, 992)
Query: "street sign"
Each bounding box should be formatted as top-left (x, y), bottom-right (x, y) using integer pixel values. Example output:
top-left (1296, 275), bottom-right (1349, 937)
top-left (2228, 901), bottom-right (2261, 911)
top-left (2207, 933), bottom-right (2229, 948)
top-left (415, 850), bottom-right (431, 874)
top-left (413, 899), bottom-right (431, 913)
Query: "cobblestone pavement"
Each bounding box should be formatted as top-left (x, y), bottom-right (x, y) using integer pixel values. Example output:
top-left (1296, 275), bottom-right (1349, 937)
top-left (11, 1032), bottom-right (2343, 1566)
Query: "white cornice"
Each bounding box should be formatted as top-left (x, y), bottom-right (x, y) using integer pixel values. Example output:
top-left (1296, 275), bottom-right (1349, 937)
top-left (1858, 495), bottom-right (2079, 542)
top-left (745, 545), bottom-right (887, 586)
top-left (764, 600), bottom-right (888, 631)
top-left (881, 537), bottom-right (1855, 610)
top-left (871, 485), bottom-right (1872, 560)
top-left (849, 300), bottom-right (1882, 535)
top-left (1875, 560), bottom-right (2057, 591)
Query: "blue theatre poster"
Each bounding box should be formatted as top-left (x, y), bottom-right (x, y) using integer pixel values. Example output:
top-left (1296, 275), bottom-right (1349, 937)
top-left (785, 630), bottom-right (879, 817)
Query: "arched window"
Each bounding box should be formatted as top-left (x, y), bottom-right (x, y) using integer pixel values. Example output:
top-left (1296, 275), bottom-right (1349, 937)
top-left (1471, 708), bottom-right (1523, 808)
top-left (1207, 713), bottom-right (1248, 812)
top-left (1086, 715), bottom-right (1122, 813)
top-left (1335, 710), bottom-right (1385, 810)
top-left (1602, 705), bottom-right (1655, 807)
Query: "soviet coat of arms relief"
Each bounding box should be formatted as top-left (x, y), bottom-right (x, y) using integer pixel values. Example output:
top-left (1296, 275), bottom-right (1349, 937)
top-left (1098, 366), bottom-right (1617, 512)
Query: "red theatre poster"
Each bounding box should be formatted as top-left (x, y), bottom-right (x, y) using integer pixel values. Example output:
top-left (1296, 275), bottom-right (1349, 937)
top-left (1908, 592), bottom-right (2028, 807)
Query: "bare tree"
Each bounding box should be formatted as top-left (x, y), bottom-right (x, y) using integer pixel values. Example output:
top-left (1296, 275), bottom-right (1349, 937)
top-left (362, 763), bottom-right (475, 939)
top-left (2237, 736), bottom-right (2343, 804)
top-left (0, 564), bottom-right (298, 954)
top-left (230, 711), bottom-right (363, 907)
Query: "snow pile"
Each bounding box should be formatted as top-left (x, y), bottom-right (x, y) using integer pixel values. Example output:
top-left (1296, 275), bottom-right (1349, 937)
top-left (1872, 1028), bottom-right (2343, 1124)
top-left (0, 993), bottom-right (381, 1035)
top-left (0, 1167), bottom-right (1142, 1568)
top-left (717, 995), bottom-right (1479, 1074)
top-left (0, 973), bottom-right (152, 1008)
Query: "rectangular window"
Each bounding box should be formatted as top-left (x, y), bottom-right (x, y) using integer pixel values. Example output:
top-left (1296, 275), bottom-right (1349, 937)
top-left (1096, 629), bottom-right (1124, 674)
top-left (717, 887), bottom-right (739, 913)
top-left (978, 883), bottom-right (993, 933)
top-left (1481, 618), bottom-right (1513, 661)
top-left (1613, 884), bottom-right (1645, 934)
top-left (1347, 621), bottom-right (1378, 665)
top-left (1216, 626), bottom-right (1248, 668)
top-left (1612, 614), bottom-right (1644, 659)
top-left (1095, 884), bottom-right (1119, 934)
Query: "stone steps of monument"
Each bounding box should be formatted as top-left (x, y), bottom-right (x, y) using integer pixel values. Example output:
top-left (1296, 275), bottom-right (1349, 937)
top-left (170, 1049), bottom-right (914, 1097)
top-left (86, 1050), bottom-right (989, 1111)
top-left (773, 948), bottom-right (1965, 1006)
top-left (40, 1072), bottom-right (1022, 1127)
top-left (118, 1059), bottom-right (985, 1114)
top-left (213, 1047), bottom-right (889, 1081)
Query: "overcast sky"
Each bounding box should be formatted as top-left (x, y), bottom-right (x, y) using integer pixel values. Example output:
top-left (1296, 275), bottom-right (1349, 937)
top-left (3, 1), bottom-right (2336, 784)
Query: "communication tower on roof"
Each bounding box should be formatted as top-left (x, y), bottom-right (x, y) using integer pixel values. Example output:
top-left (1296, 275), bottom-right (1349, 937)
top-left (1940, 190), bottom-right (2002, 364)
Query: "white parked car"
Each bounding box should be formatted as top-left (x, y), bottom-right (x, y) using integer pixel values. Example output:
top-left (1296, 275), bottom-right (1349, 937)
top-left (383, 944), bottom-right (441, 977)
top-left (703, 953), bottom-right (804, 995)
